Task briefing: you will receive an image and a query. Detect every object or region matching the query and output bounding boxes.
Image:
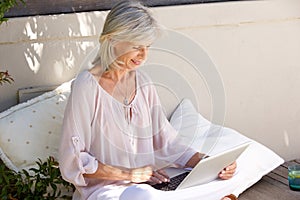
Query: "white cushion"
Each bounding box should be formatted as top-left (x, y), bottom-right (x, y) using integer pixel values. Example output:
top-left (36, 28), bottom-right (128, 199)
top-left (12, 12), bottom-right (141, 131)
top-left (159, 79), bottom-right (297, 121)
top-left (169, 98), bottom-right (284, 197)
top-left (0, 81), bottom-right (71, 172)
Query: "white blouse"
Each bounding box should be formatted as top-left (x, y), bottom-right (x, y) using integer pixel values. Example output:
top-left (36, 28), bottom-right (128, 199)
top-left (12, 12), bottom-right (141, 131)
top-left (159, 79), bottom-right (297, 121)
top-left (59, 70), bottom-right (196, 199)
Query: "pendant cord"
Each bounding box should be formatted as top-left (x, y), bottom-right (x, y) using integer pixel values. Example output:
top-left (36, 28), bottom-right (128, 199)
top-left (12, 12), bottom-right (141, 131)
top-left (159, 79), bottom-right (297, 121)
top-left (114, 72), bottom-right (130, 105)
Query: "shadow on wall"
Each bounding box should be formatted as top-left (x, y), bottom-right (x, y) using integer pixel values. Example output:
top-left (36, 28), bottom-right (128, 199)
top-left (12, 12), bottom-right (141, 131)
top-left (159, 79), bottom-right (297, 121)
top-left (20, 13), bottom-right (99, 76)
top-left (0, 12), bottom-right (105, 111)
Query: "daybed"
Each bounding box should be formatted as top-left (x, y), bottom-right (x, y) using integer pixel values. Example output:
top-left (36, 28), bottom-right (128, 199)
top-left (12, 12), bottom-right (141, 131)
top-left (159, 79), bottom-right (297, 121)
top-left (0, 40), bottom-right (284, 199)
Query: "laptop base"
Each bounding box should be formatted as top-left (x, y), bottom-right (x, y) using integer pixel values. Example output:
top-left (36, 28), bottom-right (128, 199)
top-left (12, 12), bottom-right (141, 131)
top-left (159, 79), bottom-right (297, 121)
top-left (152, 172), bottom-right (190, 191)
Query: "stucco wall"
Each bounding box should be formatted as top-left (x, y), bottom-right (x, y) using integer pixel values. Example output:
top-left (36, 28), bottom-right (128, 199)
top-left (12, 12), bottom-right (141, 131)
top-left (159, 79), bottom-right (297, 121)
top-left (0, 0), bottom-right (299, 161)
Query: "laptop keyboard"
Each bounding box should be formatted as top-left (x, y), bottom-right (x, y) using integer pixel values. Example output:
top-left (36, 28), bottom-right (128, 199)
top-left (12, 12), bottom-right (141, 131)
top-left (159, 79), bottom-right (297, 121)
top-left (152, 171), bottom-right (190, 191)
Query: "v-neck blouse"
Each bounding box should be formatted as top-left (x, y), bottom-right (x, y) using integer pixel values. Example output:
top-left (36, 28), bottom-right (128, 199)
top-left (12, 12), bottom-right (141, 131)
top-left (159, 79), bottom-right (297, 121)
top-left (59, 69), bottom-right (196, 199)
top-left (89, 70), bottom-right (139, 108)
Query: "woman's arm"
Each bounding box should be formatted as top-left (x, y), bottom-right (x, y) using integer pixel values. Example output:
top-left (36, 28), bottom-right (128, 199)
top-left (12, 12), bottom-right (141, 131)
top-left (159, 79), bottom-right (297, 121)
top-left (185, 152), bottom-right (207, 168)
top-left (83, 161), bottom-right (153, 183)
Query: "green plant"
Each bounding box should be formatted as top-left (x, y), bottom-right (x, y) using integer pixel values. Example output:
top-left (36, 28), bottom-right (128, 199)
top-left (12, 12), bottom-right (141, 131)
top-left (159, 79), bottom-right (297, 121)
top-left (0, 0), bottom-right (25, 24)
top-left (0, 70), bottom-right (14, 85)
top-left (0, 157), bottom-right (75, 200)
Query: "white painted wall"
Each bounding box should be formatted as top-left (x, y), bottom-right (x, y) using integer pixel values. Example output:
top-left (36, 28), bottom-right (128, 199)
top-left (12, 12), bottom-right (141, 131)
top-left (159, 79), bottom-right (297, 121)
top-left (0, 0), bottom-right (299, 161)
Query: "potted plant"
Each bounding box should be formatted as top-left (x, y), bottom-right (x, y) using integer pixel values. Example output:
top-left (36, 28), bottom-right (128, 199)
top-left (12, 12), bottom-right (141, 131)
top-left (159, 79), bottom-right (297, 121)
top-left (0, 70), bottom-right (14, 85)
top-left (0, 157), bottom-right (75, 199)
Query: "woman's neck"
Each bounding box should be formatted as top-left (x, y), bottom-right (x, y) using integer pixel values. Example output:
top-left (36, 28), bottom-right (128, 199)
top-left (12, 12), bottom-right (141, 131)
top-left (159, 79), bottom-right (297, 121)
top-left (90, 65), bottom-right (136, 105)
top-left (89, 65), bottom-right (131, 83)
top-left (103, 69), bottom-right (128, 83)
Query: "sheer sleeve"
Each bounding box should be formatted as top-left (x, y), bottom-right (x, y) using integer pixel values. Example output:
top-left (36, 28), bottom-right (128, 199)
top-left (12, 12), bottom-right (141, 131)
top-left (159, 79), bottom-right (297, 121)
top-left (146, 81), bottom-right (197, 168)
top-left (59, 72), bottom-right (99, 186)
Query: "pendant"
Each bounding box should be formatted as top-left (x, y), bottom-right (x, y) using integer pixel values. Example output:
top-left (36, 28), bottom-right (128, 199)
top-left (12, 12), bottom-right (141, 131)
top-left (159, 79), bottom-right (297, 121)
top-left (124, 98), bottom-right (129, 105)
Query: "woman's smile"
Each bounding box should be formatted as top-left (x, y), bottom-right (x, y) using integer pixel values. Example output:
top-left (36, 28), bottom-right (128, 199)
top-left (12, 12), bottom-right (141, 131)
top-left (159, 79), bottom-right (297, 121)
top-left (131, 59), bottom-right (142, 66)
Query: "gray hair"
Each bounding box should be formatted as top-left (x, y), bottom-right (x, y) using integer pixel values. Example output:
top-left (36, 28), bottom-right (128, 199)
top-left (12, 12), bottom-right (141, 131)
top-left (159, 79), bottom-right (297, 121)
top-left (93, 1), bottom-right (162, 71)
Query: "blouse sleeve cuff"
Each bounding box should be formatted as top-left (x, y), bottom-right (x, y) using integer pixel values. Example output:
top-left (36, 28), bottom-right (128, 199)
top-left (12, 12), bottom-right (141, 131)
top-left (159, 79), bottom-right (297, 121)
top-left (79, 152), bottom-right (98, 174)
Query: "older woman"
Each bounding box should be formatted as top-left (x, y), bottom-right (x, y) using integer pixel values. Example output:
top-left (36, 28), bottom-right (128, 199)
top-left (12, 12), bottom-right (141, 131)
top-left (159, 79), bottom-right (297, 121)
top-left (59, 1), bottom-right (237, 200)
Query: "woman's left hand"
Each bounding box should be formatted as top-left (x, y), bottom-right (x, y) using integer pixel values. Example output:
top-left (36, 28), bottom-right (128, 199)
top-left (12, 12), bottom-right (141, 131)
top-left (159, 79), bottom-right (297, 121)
top-left (219, 161), bottom-right (237, 180)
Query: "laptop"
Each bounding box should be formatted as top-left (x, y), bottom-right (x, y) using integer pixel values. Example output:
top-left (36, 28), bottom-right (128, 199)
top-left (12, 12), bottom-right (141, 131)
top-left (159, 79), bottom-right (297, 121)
top-left (152, 142), bottom-right (251, 191)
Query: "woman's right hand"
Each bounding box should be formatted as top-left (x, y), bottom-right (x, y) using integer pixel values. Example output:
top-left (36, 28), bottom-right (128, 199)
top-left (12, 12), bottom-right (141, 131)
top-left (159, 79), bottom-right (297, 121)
top-left (129, 167), bottom-right (170, 184)
top-left (129, 166), bottom-right (153, 183)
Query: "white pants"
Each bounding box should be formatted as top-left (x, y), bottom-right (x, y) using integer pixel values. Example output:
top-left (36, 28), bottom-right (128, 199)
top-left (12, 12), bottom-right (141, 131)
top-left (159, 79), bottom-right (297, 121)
top-left (119, 184), bottom-right (160, 200)
top-left (119, 184), bottom-right (232, 200)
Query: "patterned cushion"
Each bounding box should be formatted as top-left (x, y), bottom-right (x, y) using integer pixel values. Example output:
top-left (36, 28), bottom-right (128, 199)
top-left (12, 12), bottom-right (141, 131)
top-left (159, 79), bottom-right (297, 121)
top-left (0, 81), bottom-right (71, 171)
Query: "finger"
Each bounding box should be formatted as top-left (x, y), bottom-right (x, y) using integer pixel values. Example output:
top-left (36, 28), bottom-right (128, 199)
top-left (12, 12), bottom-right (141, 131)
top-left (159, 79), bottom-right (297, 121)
top-left (223, 167), bottom-right (236, 175)
top-left (226, 162), bottom-right (237, 170)
top-left (219, 170), bottom-right (235, 180)
top-left (152, 170), bottom-right (169, 182)
top-left (223, 162), bottom-right (236, 172)
top-left (149, 175), bottom-right (163, 184)
top-left (220, 162), bottom-right (237, 178)
top-left (219, 173), bottom-right (232, 180)
top-left (156, 169), bottom-right (170, 181)
top-left (219, 169), bottom-right (236, 180)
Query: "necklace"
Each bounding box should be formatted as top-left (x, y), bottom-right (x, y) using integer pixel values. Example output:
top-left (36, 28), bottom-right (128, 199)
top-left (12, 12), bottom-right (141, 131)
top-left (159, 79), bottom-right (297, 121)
top-left (114, 73), bottom-right (130, 105)
top-left (123, 96), bottom-right (129, 105)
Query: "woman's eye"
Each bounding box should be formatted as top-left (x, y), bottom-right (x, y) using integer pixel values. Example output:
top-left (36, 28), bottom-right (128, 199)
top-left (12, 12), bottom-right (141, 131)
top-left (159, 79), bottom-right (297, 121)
top-left (132, 46), bottom-right (150, 50)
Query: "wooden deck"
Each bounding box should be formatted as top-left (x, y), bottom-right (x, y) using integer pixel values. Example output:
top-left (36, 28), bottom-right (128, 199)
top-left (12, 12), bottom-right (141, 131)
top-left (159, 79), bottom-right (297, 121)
top-left (239, 159), bottom-right (300, 200)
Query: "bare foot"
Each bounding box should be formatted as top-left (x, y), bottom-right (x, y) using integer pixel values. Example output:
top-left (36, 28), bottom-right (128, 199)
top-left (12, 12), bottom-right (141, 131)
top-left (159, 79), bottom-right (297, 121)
top-left (221, 194), bottom-right (238, 200)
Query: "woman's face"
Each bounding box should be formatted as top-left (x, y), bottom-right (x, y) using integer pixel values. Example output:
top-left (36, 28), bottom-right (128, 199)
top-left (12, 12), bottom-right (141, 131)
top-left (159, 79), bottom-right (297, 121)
top-left (114, 41), bottom-right (150, 70)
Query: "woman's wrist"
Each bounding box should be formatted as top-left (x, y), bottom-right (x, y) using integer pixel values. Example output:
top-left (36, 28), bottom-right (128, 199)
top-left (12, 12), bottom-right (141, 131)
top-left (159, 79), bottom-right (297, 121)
top-left (186, 152), bottom-right (207, 167)
top-left (113, 166), bottom-right (131, 181)
top-left (128, 166), bottom-right (153, 183)
top-left (125, 168), bottom-right (133, 181)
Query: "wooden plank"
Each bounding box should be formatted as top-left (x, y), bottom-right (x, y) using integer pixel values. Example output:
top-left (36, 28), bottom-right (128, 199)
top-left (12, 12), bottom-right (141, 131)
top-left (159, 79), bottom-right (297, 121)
top-left (239, 178), bottom-right (300, 200)
top-left (267, 165), bottom-right (289, 186)
top-left (262, 175), bottom-right (287, 188)
top-left (282, 160), bottom-right (298, 168)
top-left (239, 159), bottom-right (300, 199)
top-left (271, 165), bottom-right (288, 178)
top-left (266, 172), bottom-right (288, 186)
top-left (5, 0), bottom-right (246, 18)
